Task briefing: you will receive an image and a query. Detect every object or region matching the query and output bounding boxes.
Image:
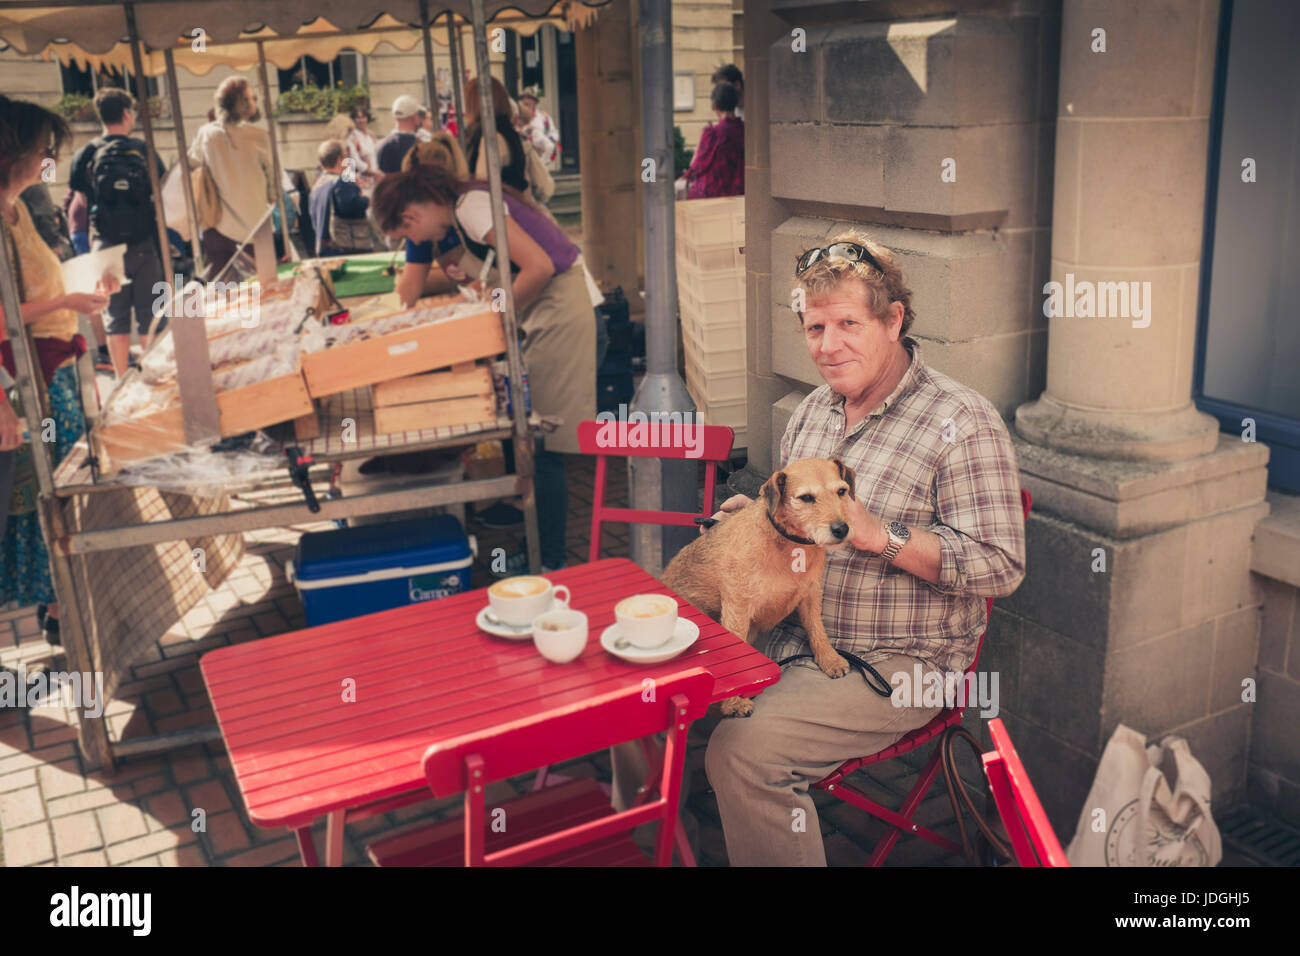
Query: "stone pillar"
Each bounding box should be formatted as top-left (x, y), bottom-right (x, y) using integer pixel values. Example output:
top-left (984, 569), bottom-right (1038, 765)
top-left (576, 2), bottom-right (643, 310)
top-left (1015, 0), bottom-right (1220, 461)
top-left (1007, 0), bottom-right (1272, 829)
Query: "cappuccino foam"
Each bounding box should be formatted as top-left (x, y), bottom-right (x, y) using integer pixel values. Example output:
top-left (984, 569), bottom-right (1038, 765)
top-left (491, 577), bottom-right (548, 598)
top-left (617, 595), bottom-right (675, 619)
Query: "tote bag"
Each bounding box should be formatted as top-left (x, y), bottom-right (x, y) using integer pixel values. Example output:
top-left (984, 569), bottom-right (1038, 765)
top-left (1066, 724), bottom-right (1222, 867)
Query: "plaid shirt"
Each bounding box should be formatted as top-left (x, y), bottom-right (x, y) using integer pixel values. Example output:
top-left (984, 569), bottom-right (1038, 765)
top-left (767, 339), bottom-right (1026, 675)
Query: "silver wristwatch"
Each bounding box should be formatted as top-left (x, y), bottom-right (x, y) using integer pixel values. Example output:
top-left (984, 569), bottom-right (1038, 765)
top-left (878, 520), bottom-right (910, 564)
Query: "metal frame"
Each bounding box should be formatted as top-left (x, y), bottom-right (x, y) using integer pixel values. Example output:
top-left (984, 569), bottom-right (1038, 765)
top-left (0, 0), bottom-right (565, 771)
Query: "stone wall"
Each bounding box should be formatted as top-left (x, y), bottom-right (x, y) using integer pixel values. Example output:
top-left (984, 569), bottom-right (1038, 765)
top-left (745, 1), bottom-right (1058, 476)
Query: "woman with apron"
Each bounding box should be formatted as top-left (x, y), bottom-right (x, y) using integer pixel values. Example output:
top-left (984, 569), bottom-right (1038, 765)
top-left (373, 166), bottom-right (598, 572)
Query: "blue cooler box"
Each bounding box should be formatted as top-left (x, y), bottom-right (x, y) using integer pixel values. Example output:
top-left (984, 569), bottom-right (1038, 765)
top-left (288, 515), bottom-right (477, 627)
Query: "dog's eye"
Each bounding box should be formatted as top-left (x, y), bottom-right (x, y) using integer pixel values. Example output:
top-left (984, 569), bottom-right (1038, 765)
top-left (837, 487), bottom-right (847, 496)
top-left (798, 494), bottom-right (815, 503)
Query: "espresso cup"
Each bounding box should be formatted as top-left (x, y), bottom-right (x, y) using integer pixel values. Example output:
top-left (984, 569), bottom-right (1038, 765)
top-left (614, 593), bottom-right (679, 649)
top-left (531, 608), bottom-right (589, 664)
top-left (488, 576), bottom-right (570, 626)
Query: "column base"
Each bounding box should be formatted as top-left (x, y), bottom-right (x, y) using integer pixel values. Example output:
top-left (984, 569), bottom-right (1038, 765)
top-left (1016, 393), bottom-right (1222, 462)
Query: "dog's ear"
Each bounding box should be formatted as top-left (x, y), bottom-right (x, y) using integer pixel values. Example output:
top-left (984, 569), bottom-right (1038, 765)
top-left (834, 459), bottom-right (856, 498)
top-left (762, 470), bottom-right (787, 513)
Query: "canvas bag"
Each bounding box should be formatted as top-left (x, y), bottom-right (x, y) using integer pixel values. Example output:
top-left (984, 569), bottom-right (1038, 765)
top-left (1066, 724), bottom-right (1222, 867)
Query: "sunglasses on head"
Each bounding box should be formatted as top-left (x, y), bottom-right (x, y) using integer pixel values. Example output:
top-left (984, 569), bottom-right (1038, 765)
top-left (795, 241), bottom-right (884, 277)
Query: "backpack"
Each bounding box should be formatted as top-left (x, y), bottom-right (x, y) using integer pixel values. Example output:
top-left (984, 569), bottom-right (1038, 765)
top-left (90, 137), bottom-right (155, 245)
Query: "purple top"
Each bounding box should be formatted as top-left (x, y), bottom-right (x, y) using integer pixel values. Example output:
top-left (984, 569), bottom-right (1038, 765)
top-left (456, 184), bottom-right (579, 276)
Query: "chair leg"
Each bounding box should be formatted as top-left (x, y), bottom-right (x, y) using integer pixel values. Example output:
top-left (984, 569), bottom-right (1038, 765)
top-left (865, 744), bottom-right (952, 866)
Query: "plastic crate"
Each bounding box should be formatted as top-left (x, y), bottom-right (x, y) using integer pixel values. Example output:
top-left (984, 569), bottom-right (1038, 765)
top-left (685, 358), bottom-right (747, 404)
top-left (699, 396), bottom-right (747, 432)
top-left (681, 316), bottom-right (746, 373)
top-left (676, 196), bottom-right (745, 246)
top-left (677, 259), bottom-right (745, 304)
top-left (680, 302), bottom-right (745, 351)
top-left (677, 240), bottom-right (744, 273)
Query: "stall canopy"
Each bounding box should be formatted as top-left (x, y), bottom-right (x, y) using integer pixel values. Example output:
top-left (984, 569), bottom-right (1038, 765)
top-left (0, 0), bottom-right (604, 53)
top-left (1, 7), bottom-right (603, 77)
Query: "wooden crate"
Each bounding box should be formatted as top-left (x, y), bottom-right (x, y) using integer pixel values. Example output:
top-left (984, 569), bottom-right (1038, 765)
top-left (300, 307), bottom-right (505, 399)
top-left (371, 362), bottom-right (498, 435)
top-left (92, 370), bottom-right (313, 468)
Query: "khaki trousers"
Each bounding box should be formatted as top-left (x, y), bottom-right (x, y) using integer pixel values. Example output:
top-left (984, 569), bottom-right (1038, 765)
top-left (610, 653), bottom-right (941, 866)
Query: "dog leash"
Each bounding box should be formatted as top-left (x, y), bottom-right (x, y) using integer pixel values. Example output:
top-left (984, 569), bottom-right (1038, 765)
top-left (776, 649), bottom-right (894, 697)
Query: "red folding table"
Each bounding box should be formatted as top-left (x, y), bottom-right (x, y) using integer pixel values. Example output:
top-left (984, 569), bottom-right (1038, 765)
top-left (201, 557), bottom-right (780, 866)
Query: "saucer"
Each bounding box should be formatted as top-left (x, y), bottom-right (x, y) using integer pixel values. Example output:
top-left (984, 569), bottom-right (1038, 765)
top-left (599, 617), bottom-right (700, 663)
top-left (476, 600), bottom-right (566, 640)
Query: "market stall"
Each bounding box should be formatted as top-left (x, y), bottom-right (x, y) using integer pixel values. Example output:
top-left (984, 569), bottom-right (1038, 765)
top-left (0, 0), bottom-right (611, 771)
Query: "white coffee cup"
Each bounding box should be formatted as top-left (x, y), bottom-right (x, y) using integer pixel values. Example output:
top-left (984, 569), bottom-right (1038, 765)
top-left (614, 593), bottom-right (679, 649)
top-left (488, 575), bottom-right (570, 626)
top-left (531, 608), bottom-right (589, 664)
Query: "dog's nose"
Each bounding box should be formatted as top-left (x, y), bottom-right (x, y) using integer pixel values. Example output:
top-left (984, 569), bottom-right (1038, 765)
top-left (831, 522), bottom-right (849, 540)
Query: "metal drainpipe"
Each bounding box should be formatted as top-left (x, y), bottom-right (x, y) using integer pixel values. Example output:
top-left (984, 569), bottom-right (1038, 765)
top-left (630, 0), bottom-right (697, 576)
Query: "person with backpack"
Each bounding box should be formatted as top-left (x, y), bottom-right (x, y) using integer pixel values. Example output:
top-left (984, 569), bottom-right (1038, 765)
top-left (68, 88), bottom-right (167, 377)
top-left (308, 139), bottom-right (372, 256)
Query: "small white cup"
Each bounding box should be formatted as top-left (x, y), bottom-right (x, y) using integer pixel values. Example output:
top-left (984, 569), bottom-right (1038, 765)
top-left (614, 593), bottom-right (679, 649)
top-left (531, 608), bottom-right (589, 664)
top-left (488, 576), bottom-right (571, 626)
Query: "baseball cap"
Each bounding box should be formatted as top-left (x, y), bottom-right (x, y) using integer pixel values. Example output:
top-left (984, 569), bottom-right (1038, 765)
top-left (392, 95), bottom-right (421, 119)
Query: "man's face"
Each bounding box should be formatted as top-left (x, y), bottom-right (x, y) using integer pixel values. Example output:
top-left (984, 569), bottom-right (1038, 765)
top-left (519, 98), bottom-right (536, 121)
top-left (800, 278), bottom-right (902, 398)
top-left (244, 89), bottom-right (260, 122)
top-left (392, 200), bottom-right (448, 244)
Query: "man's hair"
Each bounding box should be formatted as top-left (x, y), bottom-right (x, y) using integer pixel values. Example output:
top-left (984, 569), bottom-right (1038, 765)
top-left (795, 231), bottom-right (916, 338)
top-left (0, 94), bottom-right (70, 189)
top-left (371, 165), bottom-right (462, 234)
top-left (318, 139), bottom-right (345, 169)
top-left (710, 81), bottom-right (739, 113)
top-left (94, 88), bottom-right (135, 126)
top-left (712, 64), bottom-right (743, 88)
top-left (214, 77), bottom-right (252, 124)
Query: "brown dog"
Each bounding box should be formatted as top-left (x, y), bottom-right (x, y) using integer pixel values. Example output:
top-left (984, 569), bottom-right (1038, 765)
top-left (661, 457), bottom-right (856, 717)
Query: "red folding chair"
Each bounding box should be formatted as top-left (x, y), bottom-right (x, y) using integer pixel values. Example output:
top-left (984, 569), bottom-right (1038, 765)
top-left (982, 717), bottom-right (1069, 867)
top-left (577, 419), bottom-right (737, 565)
top-left (365, 669), bottom-right (713, 866)
top-left (811, 488), bottom-right (1032, 865)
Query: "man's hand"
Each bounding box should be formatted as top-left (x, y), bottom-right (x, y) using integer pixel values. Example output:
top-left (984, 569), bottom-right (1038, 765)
top-left (95, 273), bottom-right (121, 297)
top-left (0, 398), bottom-right (22, 452)
top-left (844, 495), bottom-right (888, 554)
top-left (699, 493), bottom-right (751, 534)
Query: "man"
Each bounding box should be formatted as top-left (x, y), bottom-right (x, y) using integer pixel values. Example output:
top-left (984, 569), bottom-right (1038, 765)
top-left (712, 64), bottom-right (744, 120)
top-left (517, 86), bottom-right (559, 167)
top-left (415, 106), bottom-right (434, 143)
top-left (309, 140), bottom-right (371, 256)
top-left (695, 233), bottom-right (1026, 865)
top-left (376, 96), bottom-right (423, 174)
top-left (68, 87), bottom-right (168, 376)
top-left (189, 77), bottom-right (274, 281)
